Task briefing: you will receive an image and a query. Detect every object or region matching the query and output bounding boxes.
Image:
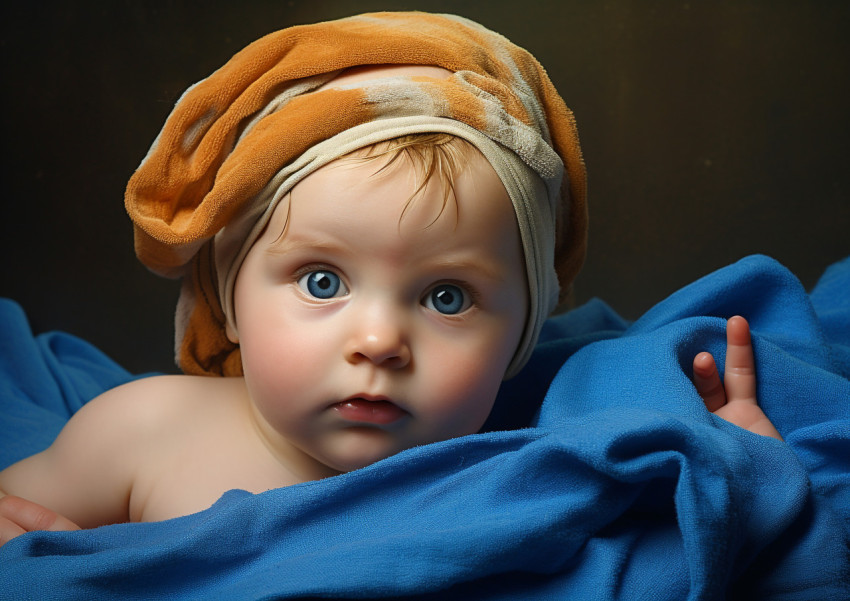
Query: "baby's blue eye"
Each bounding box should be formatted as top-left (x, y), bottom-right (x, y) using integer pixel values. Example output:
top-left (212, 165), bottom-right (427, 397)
top-left (298, 270), bottom-right (348, 299)
top-left (423, 284), bottom-right (470, 315)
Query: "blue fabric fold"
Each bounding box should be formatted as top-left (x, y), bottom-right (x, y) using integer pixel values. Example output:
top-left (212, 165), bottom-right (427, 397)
top-left (1, 255), bottom-right (848, 600)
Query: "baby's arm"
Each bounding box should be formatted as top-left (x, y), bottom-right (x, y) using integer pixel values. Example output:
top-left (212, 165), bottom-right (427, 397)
top-left (0, 380), bottom-right (156, 547)
top-left (693, 316), bottom-right (783, 440)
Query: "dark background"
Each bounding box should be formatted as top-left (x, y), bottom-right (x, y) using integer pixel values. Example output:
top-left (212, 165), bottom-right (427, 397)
top-left (2, 1), bottom-right (848, 374)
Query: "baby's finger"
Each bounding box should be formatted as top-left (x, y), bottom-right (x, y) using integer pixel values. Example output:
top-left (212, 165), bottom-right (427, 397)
top-left (0, 516), bottom-right (28, 547)
top-left (0, 494), bottom-right (80, 534)
top-left (723, 316), bottom-right (757, 404)
top-left (693, 351), bottom-right (727, 412)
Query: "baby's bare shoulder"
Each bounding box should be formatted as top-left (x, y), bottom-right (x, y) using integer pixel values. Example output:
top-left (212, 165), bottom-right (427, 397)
top-left (100, 374), bottom-right (234, 405)
top-left (27, 375), bottom-right (246, 461)
top-left (0, 375), bottom-right (249, 527)
top-left (87, 375), bottom-right (245, 433)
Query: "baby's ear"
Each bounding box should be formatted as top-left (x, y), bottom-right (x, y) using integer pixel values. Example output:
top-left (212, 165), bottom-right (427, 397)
top-left (225, 321), bottom-right (239, 344)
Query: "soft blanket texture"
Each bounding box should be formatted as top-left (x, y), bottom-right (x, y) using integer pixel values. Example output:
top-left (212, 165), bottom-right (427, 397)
top-left (124, 11), bottom-right (587, 378)
top-left (1, 254), bottom-right (848, 600)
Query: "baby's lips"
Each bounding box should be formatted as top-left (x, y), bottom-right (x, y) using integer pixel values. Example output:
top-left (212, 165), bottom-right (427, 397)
top-left (333, 396), bottom-right (408, 425)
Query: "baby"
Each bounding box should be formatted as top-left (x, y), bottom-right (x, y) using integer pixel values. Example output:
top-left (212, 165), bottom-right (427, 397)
top-left (0, 12), bottom-right (779, 546)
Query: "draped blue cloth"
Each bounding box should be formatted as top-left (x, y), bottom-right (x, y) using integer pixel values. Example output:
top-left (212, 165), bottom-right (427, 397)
top-left (1, 255), bottom-right (848, 600)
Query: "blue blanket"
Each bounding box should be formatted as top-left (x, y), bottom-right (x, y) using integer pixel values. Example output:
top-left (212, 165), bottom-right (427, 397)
top-left (1, 255), bottom-right (848, 600)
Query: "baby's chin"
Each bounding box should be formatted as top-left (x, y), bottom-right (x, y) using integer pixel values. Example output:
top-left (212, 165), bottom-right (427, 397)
top-left (305, 418), bottom-right (489, 474)
top-left (309, 431), bottom-right (430, 474)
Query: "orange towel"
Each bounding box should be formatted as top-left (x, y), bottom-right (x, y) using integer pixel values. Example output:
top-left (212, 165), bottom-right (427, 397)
top-left (126, 12), bottom-right (587, 377)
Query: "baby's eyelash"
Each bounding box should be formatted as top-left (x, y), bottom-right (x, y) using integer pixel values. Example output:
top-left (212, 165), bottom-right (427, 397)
top-left (291, 263), bottom-right (340, 280)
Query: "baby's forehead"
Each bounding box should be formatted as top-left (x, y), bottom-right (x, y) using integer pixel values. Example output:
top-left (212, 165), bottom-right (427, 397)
top-left (263, 145), bottom-right (515, 247)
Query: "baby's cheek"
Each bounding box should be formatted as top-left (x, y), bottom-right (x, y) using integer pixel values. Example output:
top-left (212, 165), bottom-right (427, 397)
top-left (425, 356), bottom-right (503, 433)
top-left (241, 331), bottom-right (316, 398)
top-left (431, 319), bottom-right (521, 432)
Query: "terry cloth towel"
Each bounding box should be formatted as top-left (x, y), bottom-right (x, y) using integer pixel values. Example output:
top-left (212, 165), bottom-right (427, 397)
top-left (1, 255), bottom-right (848, 599)
top-left (125, 11), bottom-right (587, 378)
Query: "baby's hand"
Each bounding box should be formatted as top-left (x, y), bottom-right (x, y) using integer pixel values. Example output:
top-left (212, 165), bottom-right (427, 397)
top-left (692, 316), bottom-right (783, 441)
top-left (0, 493), bottom-right (80, 548)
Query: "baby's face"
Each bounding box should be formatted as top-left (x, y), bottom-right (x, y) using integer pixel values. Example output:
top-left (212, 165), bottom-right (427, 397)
top-left (230, 149), bottom-right (528, 474)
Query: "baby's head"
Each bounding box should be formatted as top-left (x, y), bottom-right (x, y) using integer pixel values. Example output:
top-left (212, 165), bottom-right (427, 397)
top-left (126, 11), bottom-right (588, 441)
top-left (226, 133), bottom-right (528, 470)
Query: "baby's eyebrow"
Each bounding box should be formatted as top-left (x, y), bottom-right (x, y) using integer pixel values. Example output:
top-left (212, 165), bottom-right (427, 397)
top-left (263, 235), bottom-right (350, 257)
top-left (427, 258), bottom-right (508, 283)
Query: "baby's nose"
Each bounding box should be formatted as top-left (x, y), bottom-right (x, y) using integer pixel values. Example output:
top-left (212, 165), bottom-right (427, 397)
top-left (344, 313), bottom-right (411, 369)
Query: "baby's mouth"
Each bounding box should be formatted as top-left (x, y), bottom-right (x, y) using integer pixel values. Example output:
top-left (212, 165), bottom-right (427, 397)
top-left (332, 396), bottom-right (408, 425)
